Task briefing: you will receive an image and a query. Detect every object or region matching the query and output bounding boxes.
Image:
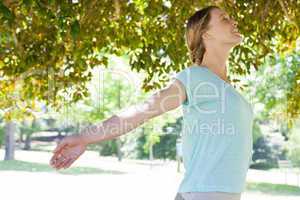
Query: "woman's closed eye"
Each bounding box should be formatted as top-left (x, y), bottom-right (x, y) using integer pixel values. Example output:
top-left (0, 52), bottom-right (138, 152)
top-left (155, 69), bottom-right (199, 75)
top-left (223, 16), bottom-right (230, 21)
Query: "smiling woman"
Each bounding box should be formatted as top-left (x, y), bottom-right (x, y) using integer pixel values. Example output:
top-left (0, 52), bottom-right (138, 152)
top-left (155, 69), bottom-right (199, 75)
top-left (172, 5), bottom-right (253, 200)
top-left (49, 4), bottom-right (253, 200)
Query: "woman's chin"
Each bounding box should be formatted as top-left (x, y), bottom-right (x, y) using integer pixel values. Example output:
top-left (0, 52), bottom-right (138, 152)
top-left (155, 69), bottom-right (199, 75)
top-left (224, 35), bottom-right (244, 46)
top-left (232, 34), bottom-right (243, 45)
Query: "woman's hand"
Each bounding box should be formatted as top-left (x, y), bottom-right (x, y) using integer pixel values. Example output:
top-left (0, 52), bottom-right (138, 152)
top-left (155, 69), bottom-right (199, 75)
top-left (49, 134), bottom-right (87, 170)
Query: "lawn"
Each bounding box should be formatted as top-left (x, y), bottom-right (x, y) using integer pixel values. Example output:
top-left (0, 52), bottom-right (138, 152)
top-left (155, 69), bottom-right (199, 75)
top-left (246, 182), bottom-right (300, 196)
top-left (0, 159), bottom-right (125, 175)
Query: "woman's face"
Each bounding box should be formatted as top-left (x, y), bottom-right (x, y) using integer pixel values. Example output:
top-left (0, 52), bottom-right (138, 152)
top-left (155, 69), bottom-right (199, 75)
top-left (204, 8), bottom-right (243, 46)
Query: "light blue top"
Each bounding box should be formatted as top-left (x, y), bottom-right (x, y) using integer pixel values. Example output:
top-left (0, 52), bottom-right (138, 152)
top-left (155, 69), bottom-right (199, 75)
top-left (173, 65), bottom-right (254, 194)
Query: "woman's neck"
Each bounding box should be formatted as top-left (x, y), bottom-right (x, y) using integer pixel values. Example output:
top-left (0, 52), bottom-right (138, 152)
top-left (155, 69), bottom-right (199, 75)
top-left (199, 46), bottom-right (231, 83)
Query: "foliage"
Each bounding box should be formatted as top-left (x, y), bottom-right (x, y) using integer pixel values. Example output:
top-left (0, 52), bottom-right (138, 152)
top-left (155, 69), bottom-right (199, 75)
top-left (137, 132), bottom-right (179, 160)
top-left (0, 123), bottom-right (4, 147)
top-left (44, 55), bottom-right (180, 158)
top-left (162, 116), bottom-right (183, 136)
top-left (250, 161), bottom-right (278, 170)
top-left (248, 47), bottom-right (300, 129)
top-left (0, 112), bottom-right (4, 147)
top-left (251, 135), bottom-right (284, 169)
top-left (143, 132), bottom-right (160, 154)
top-left (19, 119), bottom-right (43, 136)
top-left (136, 116), bottom-right (182, 160)
top-left (49, 55), bottom-right (142, 126)
top-left (136, 131), bottom-right (148, 159)
top-left (136, 108), bottom-right (179, 159)
top-left (153, 116), bottom-right (183, 160)
top-left (153, 133), bottom-right (178, 160)
top-left (252, 118), bottom-right (263, 144)
top-left (285, 125), bottom-right (300, 167)
top-left (136, 127), bottom-right (162, 159)
top-left (50, 55), bottom-right (146, 156)
top-left (1, 0), bottom-right (300, 122)
top-left (97, 139), bottom-right (119, 156)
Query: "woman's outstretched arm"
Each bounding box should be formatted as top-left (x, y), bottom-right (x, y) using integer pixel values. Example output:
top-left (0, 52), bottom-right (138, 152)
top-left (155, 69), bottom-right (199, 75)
top-left (49, 78), bottom-right (187, 169)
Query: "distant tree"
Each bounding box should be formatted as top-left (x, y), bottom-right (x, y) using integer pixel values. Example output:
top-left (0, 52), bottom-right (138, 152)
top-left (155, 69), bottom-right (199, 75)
top-left (248, 49), bottom-right (300, 129)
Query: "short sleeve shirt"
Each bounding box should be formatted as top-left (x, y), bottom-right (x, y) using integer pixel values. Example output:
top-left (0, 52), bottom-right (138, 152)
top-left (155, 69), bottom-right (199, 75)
top-left (172, 65), bottom-right (254, 193)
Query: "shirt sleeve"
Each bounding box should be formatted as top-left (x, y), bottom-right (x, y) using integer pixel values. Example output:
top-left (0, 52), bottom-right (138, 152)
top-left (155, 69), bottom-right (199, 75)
top-left (172, 69), bottom-right (192, 106)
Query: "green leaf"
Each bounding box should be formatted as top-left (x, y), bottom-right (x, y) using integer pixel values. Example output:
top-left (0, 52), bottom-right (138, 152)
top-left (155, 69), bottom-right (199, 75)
top-left (71, 20), bottom-right (80, 40)
top-left (0, 2), bottom-right (14, 23)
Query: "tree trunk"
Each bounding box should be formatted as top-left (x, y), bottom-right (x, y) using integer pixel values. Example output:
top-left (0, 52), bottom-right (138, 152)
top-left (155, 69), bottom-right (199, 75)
top-left (24, 134), bottom-right (31, 150)
top-left (149, 143), bottom-right (153, 161)
top-left (116, 138), bottom-right (122, 162)
top-left (116, 79), bottom-right (123, 162)
top-left (4, 121), bottom-right (16, 160)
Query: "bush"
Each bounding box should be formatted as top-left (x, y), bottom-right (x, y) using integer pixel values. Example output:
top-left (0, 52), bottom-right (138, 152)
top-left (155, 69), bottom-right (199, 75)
top-left (136, 132), bottom-right (148, 159)
top-left (136, 132), bottom-right (179, 160)
top-left (97, 139), bottom-right (118, 156)
top-left (252, 118), bottom-right (263, 144)
top-left (251, 136), bottom-right (282, 169)
top-left (285, 131), bottom-right (300, 167)
top-left (153, 133), bottom-right (178, 160)
top-left (0, 125), bottom-right (4, 148)
top-left (250, 161), bottom-right (277, 170)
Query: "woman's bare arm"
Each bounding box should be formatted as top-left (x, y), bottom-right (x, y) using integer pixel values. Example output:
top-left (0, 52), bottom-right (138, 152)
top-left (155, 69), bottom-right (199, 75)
top-left (50, 78), bottom-right (187, 169)
top-left (79, 78), bottom-right (187, 145)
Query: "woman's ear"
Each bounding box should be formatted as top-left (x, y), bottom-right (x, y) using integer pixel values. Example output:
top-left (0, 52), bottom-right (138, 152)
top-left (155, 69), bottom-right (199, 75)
top-left (202, 31), bottom-right (212, 40)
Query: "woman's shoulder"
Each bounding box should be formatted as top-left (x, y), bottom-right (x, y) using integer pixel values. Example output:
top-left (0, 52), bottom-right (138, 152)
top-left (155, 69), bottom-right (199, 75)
top-left (174, 64), bottom-right (208, 77)
top-left (174, 65), bottom-right (210, 81)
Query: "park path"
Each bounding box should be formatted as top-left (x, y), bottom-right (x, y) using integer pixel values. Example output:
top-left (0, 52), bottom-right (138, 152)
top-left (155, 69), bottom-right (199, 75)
top-left (0, 149), bottom-right (299, 200)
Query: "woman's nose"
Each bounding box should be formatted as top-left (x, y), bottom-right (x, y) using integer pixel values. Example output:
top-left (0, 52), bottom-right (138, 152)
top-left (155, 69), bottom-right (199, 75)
top-left (231, 20), bottom-right (238, 27)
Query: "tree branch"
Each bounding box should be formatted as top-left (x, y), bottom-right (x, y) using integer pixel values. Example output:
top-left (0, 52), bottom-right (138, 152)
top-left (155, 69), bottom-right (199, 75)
top-left (277, 0), bottom-right (299, 32)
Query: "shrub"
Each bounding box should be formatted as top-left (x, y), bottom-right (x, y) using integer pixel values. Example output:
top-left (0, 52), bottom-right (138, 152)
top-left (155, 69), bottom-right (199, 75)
top-left (251, 136), bottom-right (282, 169)
top-left (0, 125), bottom-right (4, 148)
top-left (285, 131), bottom-right (300, 167)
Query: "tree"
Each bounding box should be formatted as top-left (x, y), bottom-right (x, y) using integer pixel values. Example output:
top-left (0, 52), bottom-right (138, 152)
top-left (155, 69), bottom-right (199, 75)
top-left (286, 121), bottom-right (300, 167)
top-left (1, 1), bottom-right (300, 159)
top-left (4, 120), bottom-right (16, 160)
top-left (248, 48), bottom-right (300, 130)
top-left (0, 0), bottom-right (299, 117)
top-left (19, 118), bottom-right (43, 150)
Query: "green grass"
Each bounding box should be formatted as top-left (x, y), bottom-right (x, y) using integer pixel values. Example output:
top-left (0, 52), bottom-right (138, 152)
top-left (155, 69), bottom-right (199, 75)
top-left (29, 143), bottom-right (55, 152)
top-left (0, 160), bottom-right (126, 175)
top-left (246, 182), bottom-right (300, 196)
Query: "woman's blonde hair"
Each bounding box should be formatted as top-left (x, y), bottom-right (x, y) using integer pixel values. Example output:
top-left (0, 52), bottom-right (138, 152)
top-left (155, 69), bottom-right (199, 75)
top-left (185, 6), bottom-right (219, 65)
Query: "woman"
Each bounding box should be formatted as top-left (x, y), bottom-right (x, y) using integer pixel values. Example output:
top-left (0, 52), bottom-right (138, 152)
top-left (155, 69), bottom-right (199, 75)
top-left (50, 5), bottom-right (253, 200)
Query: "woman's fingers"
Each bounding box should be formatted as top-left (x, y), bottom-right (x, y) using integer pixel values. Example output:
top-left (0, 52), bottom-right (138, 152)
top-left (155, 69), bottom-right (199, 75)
top-left (50, 154), bottom-right (59, 166)
top-left (50, 153), bottom-right (59, 167)
top-left (50, 148), bottom-right (67, 166)
top-left (51, 155), bottom-right (63, 169)
top-left (50, 137), bottom-right (86, 170)
top-left (59, 153), bottom-right (78, 170)
top-left (63, 157), bottom-right (76, 169)
top-left (55, 155), bottom-right (69, 170)
top-left (51, 149), bottom-right (68, 168)
top-left (51, 148), bottom-right (78, 170)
